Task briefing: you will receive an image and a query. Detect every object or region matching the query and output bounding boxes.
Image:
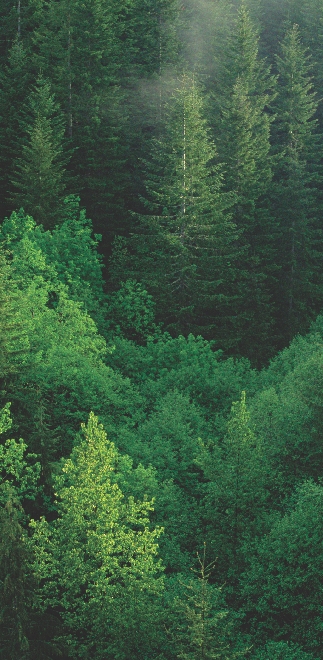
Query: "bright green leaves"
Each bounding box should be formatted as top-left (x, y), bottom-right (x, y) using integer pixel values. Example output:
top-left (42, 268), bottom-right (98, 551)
top-left (31, 412), bottom-right (164, 659)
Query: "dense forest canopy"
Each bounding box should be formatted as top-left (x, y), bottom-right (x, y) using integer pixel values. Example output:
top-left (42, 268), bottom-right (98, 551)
top-left (2, 0), bottom-right (323, 658)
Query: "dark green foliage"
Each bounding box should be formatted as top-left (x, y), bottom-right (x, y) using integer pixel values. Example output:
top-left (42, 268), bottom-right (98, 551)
top-left (271, 24), bottom-right (323, 344)
top-left (2, 2), bottom-right (323, 658)
top-left (242, 480), bottom-right (323, 656)
top-left (211, 4), bottom-right (277, 362)
top-left (10, 76), bottom-right (69, 227)
top-left (111, 76), bottom-right (239, 342)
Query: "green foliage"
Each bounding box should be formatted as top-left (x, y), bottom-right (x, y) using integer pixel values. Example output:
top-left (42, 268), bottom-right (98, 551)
top-left (107, 279), bottom-right (159, 341)
top-left (200, 392), bottom-right (270, 589)
top-left (242, 480), bottom-right (323, 656)
top-left (211, 4), bottom-right (277, 362)
top-left (31, 412), bottom-right (164, 659)
top-left (0, 404), bottom-right (40, 505)
top-left (10, 76), bottom-right (69, 227)
top-left (111, 76), bottom-right (238, 341)
top-left (167, 546), bottom-right (240, 660)
top-left (252, 641), bottom-right (316, 660)
top-left (271, 23), bottom-right (323, 343)
top-left (0, 498), bottom-right (35, 660)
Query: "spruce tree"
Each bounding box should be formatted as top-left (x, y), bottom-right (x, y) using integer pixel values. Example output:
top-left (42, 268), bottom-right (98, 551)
top-left (271, 24), bottom-right (322, 344)
top-left (111, 76), bottom-right (239, 343)
top-left (10, 76), bottom-right (68, 227)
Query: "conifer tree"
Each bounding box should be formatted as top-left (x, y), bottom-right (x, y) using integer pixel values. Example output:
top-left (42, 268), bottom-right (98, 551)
top-left (213, 4), bottom-right (277, 362)
top-left (10, 76), bottom-right (68, 227)
top-left (201, 392), bottom-right (268, 589)
top-left (271, 24), bottom-right (323, 344)
top-left (111, 76), bottom-right (239, 342)
top-left (0, 38), bottom-right (32, 219)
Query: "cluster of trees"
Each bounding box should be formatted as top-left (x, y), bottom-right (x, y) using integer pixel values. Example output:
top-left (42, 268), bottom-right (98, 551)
top-left (2, 0), bottom-right (323, 658)
top-left (1, 0), bottom-right (323, 361)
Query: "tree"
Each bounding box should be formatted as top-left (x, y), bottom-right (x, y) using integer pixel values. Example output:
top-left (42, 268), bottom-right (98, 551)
top-left (0, 403), bottom-right (40, 660)
top-left (212, 4), bottom-right (277, 362)
top-left (242, 480), bottom-right (323, 657)
top-left (168, 545), bottom-right (242, 660)
top-left (10, 76), bottom-right (69, 227)
top-left (111, 75), bottom-right (239, 342)
top-left (31, 413), bottom-right (165, 659)
top-left (200, 392), bottom-right (269, 590)
top-left (0, 38), bottom-right (32, 219)
top-left (270, 24), bottom-right (323, 344)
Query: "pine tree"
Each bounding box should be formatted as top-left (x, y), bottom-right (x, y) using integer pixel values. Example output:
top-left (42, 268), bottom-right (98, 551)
top-left (111, 76), bottom-right (239, 342)
top-left (271, 24), bottom-right (323, 344)
top-left (10, 76), bottom-right (69, 227)
top-left (213, 4), bottom-right (277, 362)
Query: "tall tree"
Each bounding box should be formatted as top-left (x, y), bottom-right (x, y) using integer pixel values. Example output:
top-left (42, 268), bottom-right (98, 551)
top-left (0, 39), bottom-right (32, 220)
top-left (111, 76), bottom-right (239, 343)
top-left (10, 76), bottom-right (69, 227)
top-left (212, 4), bottom-right (277, 363)
top-left (271, 24), bottom-right (323, 344)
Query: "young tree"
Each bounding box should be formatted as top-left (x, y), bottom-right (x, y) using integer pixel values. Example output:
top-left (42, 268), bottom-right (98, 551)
top-left (200, 392), bottom-right (269, 590)
top-left (10, 76), bottom-right (69, 227)
top-left (271, 24), bottom-right (323, 344)
top-left (168, 545), bottom-right (240, 660)
top-left (31, 413), bottom-right (165, 659)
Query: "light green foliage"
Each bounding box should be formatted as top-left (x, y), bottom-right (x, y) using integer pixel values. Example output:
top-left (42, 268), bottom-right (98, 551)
top-left (31, 412), bottom-right (164, 659)
top-left (0, 199), bottom-right (106, 328)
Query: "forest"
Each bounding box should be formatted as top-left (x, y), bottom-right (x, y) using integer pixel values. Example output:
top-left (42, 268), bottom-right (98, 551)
top-left (2, 0), bottom-right (323, 657)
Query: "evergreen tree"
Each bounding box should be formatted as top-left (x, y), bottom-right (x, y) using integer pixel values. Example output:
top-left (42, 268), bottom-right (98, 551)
top-left (111, 76), bottom-right (239, 343)
top-left (201, 392), bottom-right (269, 590)
top-left (169, 545), bottom-right (240, 660)
top-left (213, 4), bottom-right (277, 362)
top-left (10, 76), bottom-right (69, 227)
top-left (271, 24), bottom-right (322, 344)
top-left (0, 38), bottom-right (32, 219)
